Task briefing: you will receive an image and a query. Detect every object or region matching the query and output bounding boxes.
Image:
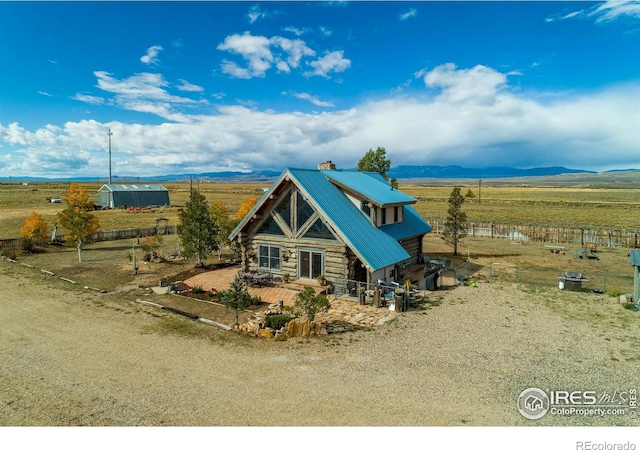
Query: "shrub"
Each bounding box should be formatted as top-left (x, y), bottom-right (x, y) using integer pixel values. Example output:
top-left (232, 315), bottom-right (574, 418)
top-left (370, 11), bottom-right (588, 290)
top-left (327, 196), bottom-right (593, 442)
top-left (264, 314), bottom-right (293, 330)
top-left (191, 285), bottom-right (205, 294)
top-left (21, 237), bottom-right (36, 253)
top-left (249, 295), bottom-right (262, 306)
top-left (608, 287), bottom-right (623, 298)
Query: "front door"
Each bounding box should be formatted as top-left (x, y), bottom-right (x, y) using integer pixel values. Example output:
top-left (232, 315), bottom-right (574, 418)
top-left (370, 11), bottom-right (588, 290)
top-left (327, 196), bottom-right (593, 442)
top-left (299, 249), bottom-right (323, 280)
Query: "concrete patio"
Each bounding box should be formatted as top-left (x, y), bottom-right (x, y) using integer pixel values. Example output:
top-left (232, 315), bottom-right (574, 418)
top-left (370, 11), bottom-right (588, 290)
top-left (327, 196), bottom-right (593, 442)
top-left (180, 265), bottom-right (399, 330)
top-left (182, 265), bottom-right (325, 307)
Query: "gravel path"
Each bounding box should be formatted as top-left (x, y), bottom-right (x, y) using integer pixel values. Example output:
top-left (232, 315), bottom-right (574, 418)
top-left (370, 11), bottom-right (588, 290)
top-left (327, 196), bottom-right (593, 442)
top-left (0, 270), bottom-right (638, 426)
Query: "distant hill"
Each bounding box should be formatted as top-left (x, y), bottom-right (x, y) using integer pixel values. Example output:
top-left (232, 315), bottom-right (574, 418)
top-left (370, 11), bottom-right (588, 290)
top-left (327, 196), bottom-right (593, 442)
top-left (387, 165), bottom-right (594, 179)
top-left (3, 167), bottom-right (638, 186)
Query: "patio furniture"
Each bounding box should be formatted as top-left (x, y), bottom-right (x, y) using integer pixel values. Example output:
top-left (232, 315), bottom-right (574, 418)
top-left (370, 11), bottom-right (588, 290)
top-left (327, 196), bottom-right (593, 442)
top-left (249, 272), bottom-right (273, 288)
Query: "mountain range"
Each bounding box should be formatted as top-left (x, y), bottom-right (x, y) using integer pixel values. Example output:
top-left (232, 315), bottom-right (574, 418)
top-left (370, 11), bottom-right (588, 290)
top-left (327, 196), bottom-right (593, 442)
top-left (0, 165), bottom-right (630, 183)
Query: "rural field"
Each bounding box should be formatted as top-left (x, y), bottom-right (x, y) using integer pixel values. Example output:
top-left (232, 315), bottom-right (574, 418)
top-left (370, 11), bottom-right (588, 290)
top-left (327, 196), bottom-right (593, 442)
top-left (0, 175), bottom-right (639, 428)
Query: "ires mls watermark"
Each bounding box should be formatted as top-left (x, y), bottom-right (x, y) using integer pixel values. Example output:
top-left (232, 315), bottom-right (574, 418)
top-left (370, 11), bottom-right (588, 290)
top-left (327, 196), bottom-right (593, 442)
top-left (518, 387), bottom-right (637, 420)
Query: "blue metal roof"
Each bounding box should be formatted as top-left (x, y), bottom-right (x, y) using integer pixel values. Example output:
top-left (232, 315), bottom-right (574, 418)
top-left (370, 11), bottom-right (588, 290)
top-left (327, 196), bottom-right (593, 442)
top-left (380, 205), bottom-right (433, 240)
top-left (630, 250), bottom-right (640, 267)
top-left (288, 169), bottom-right (412, 271)
top-left (230, 167), bottom-right (432, 272)
top-left (321, 170), bottom-right (416, 206)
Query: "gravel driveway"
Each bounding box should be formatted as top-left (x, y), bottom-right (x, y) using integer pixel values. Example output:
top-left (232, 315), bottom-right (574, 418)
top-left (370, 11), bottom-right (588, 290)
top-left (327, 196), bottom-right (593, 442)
top-left (1, 269), bottom-right (638, 427)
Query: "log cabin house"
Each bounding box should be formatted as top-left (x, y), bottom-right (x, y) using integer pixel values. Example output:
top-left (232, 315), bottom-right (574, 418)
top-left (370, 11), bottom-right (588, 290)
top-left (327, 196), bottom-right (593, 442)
top-left (229, 162), bottom-right (432, 287)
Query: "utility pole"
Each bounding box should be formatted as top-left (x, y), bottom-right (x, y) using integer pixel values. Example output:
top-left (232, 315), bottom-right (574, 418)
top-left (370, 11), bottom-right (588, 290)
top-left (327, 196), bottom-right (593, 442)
top-left (107, 128), bottom-right (113, 185)
top-left (478, 176), bottom-right (482, 204)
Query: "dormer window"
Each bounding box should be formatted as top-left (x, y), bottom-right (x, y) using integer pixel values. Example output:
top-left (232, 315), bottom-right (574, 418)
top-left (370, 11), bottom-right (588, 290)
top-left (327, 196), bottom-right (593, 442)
top-left (361, 200), bottom-right (371, 219)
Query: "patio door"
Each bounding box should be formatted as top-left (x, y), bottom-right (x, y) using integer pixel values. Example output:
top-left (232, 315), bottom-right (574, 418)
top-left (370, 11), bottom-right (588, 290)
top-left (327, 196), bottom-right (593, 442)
top-left (298, 249), bottom-right (323, 280)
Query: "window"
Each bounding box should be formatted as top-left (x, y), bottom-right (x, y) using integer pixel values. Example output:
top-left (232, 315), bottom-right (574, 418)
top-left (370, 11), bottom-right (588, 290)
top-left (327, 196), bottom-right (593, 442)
top-left (381, 207), bottom-right (386, 225)
top-left (258, 245), bottom-right (281, 271)
top-left (302, 218), bottom-right (336, 240)
top-left (256, 215), bottom-right (284, 236)
top-left (296, 191), bottom-right (315, 229)
top-left (361, 201), bottom-right (371, 219)
top-left (275, 191), bottom-right (292, 229)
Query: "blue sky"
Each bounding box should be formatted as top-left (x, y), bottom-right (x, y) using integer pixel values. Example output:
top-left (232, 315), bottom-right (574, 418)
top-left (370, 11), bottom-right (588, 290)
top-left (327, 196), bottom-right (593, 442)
top-left (0, 1), bottom-right (639, 178)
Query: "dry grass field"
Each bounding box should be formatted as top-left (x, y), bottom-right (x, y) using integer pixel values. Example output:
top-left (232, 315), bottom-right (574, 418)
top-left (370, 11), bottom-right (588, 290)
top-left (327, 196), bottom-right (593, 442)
top-left (1, 178), bottom-right (639, 239)
top-left (1, 176), bottom-right (639, 429)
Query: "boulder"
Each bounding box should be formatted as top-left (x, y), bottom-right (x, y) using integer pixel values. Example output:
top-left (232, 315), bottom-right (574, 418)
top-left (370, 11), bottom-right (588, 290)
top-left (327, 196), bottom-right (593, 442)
top-left (258, 328), bottom-right (275, 339)
top-left (283, 318), bottom-right (327, 338)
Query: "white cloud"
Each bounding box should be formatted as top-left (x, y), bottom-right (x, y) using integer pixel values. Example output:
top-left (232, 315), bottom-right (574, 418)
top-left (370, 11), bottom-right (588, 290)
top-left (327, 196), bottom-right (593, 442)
top-left (400, 8), bottom-right (417, 21)
top-left (590, 0), bottom-right (640, 22)
top-left (217, 32), bottom-right (317, 78)
top-left (217, 33), bottom-right (274, 78)
top-left (176, 79), bottom-right (204, 92)
top-left (319, 26), bottom-right (332, 37)
top-left (283, 26), bottom-right (305, 36)
top-left (283, 91), bottom-right (335, 107)
top-left (423, 63), bottom-right (507, 106)
top-left (72, 93), bottom-right (105, 105)
top-left (547, 0), bottom-right (640, 23)
top-left (140, 45), bottom-right (163, 65)
top-left (2, 64), bottom-right (639, 177)
top-left (92, 71), bottom-right (199, 122)
top-left (304, 50), bottom-right (351, 78)
top-left (246, 5), bottom-right (282, 24)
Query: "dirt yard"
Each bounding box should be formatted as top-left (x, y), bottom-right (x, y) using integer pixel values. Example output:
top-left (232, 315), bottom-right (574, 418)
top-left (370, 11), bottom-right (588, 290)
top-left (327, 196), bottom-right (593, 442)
top-left (1, 257), bottom-right (638, 427)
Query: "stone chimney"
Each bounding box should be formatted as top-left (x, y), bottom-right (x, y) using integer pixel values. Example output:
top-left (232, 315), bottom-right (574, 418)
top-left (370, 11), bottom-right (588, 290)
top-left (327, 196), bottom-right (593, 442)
top-left (317, 160), bottom-right (336, 170)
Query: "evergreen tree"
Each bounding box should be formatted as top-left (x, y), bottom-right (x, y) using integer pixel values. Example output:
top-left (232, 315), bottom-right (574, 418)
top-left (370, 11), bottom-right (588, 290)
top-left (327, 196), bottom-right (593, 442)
top-left (219, 275), bottom-right (254, 326)
top-left (442, 186), bottom-right (467, 256)
top-left (293, 286), bottom-right (330, 322)
top-left (357, 146), bottom-right (392, 181)
top-left (178, 190), bottom-right (219, 267)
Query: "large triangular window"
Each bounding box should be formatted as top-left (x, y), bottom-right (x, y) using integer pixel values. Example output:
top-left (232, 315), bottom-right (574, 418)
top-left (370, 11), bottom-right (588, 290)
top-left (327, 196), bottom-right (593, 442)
top-left (302, 218), bottom-right (337, 240)
top-left (296, 191), bottom-right (314, 230)
top-left (256, 215), bottom-right (284, 236)
top-left (275, 191), bottom-right (292, 231)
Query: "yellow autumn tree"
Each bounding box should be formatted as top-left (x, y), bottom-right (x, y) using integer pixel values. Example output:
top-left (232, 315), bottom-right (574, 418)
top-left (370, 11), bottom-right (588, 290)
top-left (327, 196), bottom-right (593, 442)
top-left (20, 211), bottom-right (48, 252)
top-left (235, 196), bottom-right (257, 221)
top-left (57, 183), bottom-right (100, 262)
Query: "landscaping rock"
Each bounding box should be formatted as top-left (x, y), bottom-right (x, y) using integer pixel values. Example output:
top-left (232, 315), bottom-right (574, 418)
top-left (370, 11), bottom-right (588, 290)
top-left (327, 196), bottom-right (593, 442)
top-left (258, 328), bottom-right (274, 339)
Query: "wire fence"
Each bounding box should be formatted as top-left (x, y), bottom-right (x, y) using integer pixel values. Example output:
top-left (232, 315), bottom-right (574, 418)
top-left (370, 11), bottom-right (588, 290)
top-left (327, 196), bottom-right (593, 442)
top-left (0, 225), bottom-right (178, 253)
top-left (454, 260), bottom-right (633, 296)
top-left (428, 220), bottom-right (640, 248)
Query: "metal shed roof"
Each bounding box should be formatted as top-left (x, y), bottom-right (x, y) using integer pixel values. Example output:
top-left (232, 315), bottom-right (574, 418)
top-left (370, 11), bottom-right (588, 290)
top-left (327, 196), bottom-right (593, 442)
top-left (99, 184), bottom-right (168, 192)
top-left (321, 170), bottom-right (416, 206)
